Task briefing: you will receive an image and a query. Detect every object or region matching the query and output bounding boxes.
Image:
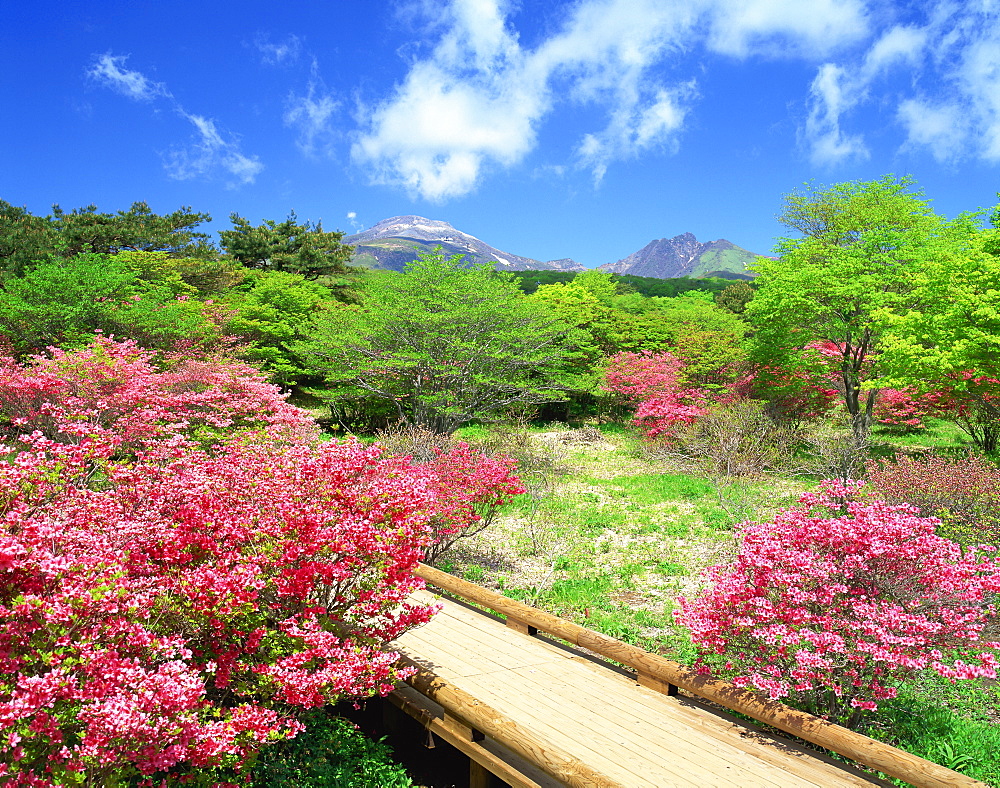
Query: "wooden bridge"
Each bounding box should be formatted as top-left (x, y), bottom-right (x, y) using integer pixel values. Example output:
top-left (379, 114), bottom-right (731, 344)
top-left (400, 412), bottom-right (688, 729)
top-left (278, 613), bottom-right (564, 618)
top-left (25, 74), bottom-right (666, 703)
top-left (387, 564), bottom-right (986, 788)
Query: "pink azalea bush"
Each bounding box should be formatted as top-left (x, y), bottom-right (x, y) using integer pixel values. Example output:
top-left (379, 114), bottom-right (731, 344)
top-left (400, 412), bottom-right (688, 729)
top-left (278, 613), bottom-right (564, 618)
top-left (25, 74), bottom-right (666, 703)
top-left (0, 336), bottom-right (316, 451)
top-left (676, 482), bottom-right (1000, 728)
top-left (602, 351), bottom-right (708, 439)
top-left (0, 340), bottom-right (523, 786)
top-left (418, 442), bottom-right (524, 563)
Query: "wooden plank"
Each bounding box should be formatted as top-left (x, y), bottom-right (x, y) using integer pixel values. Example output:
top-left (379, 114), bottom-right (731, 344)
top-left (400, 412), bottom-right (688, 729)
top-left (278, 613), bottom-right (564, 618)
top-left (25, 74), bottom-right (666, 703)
top-left (462, 667), bottom-right (811, 788)
top-left (416, 568), bottom-right (987, 788)
top-left (506, 658), bottom-right (884, 788)
top-left (515, 650), bottom-right (887, 788)
top-left (400, 657), bottom-right (629, 788)
top-left (409, 606), bottom-right (873, 787)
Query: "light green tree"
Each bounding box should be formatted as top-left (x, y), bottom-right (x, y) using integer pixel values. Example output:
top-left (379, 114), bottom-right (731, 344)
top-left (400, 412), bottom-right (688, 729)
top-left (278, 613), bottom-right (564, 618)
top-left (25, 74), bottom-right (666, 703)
top-left (745, 175), bottom-right (953, 444)
top-left (223, 270), bottom-right (330, 387)
top-left (299, 249), bottom-right (567, 434)
top-left (0, 253), bottom-right (223, 355)
top-left (878, 221), bottom-right (1000, 451)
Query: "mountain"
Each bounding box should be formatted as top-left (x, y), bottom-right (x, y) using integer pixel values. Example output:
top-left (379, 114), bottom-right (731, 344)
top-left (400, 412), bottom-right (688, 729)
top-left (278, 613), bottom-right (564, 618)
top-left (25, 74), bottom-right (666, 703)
top-left (598, 233), bottom-right (760, 279)
top-left (344, 216), bottom-right (585, 272)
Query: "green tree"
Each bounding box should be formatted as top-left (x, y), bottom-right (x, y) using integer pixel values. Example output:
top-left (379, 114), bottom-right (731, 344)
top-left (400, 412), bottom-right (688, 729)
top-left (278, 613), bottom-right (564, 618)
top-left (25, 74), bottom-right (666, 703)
top-left (0, 200), bottom-right (213, 277)
top-left (715, 281), bottom-right (754, 314)
top-left (299, 249), bottom-right (566, 434)
top-left (878, 221), bottom-right (1000, 451)
top-left (220, 211), bottom-right (354, 280)
top-left (745, 175), bottom-right (950, 445)
top-left (0, 253), bottom-right (222, 355)
top-left (223, 270), bottom-right (330, 387)
top-left (648, 294), bottom-right (748, 387)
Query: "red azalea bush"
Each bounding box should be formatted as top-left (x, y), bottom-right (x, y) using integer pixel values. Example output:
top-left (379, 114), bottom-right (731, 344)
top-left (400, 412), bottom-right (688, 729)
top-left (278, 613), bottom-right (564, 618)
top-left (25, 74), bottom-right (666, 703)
top-left (0, 341), bottom-right (524, 786)
top-left (873, 388), bottom-right (945, 431)
top-left (744, 364), bottom-right (839, 425)
top-left (867, 453), bottom-right (1000, 545)
top-left (418, 442), bottom-right (524, 563)
top-left (602, 351), bottom-right (708, 439)
top-left (676, 482), bottom-right (1000, 728)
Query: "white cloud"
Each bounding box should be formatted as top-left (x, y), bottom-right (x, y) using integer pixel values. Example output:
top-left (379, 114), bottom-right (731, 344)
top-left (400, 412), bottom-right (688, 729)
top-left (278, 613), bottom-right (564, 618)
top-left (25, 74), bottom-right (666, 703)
top-left (354, 0), bottom-right (702, 200)
top-left (163, 113), bottom-right (264, 186)
top-left (705, 0), bottom-right (869, 58)
top-left (284, 66), bottom-right (340, 157)
top-left (253, 33), bottom-right (303, 65)
top-left (955, 29), bottom-right (1000, 160)
top-left (897, 98), bottom-right (967, 162)
top-left (798, 5), bottom-right (1000, 167)
top-left (862, 25), bottom-right (927, 77)
top-left (86, 53), bottom-right (169, 101)
top-left (802, 63), bottom-right (869, 166)
top-left (88, 51), bottom-right (263, 186)
top-left (353, 0), bottom-right (1000, 199)
top-left (577, 82), bottom-right (696, 183)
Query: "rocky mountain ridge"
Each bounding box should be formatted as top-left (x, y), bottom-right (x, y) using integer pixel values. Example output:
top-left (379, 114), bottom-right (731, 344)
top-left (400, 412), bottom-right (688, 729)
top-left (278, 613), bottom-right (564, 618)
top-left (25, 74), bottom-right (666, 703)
top-left (598, 232), bottom-right (758, 279)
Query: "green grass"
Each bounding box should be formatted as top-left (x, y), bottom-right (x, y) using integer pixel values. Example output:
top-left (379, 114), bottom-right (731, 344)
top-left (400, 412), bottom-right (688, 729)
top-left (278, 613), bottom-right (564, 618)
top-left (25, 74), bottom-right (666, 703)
top-left (870, 417), bottom-right (975, 456)
top-left (872, 682), bottom-right (1000, 785)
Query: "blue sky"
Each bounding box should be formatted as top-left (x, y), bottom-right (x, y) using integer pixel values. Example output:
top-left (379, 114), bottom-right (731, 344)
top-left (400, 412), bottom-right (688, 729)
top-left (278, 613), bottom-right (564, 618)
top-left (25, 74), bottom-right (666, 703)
top-left (2, 0), bottom-right (999, 267)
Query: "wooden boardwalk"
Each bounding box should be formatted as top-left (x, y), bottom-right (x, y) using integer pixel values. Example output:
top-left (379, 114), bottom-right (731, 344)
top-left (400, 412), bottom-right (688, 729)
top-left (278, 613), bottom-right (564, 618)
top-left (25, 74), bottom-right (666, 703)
top-left (393, 590), bottom-right (886, 787)
top-left (389, 566), bottom-right (985, 788)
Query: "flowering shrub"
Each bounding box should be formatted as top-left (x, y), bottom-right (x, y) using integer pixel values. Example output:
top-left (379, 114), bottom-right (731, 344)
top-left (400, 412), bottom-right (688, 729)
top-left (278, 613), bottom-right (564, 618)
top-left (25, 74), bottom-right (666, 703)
top-left (419, 442), bottom-right (525, 563)
top-left (742, 347), bottom-right (839, 425)
top-left (873, 388), bottom-right (945, 431)
top-left (867, 453), bottom-right (1000, 546)
top-left (676, 482), bottom-right (1000, 728)
top-left (0, 341), bottom-right (524, 786)
top-left (602, 351), bottom-right (708, 439)
top-left (370, 423), bottom-right (526, 563)
top-left (0, 435), bottom-right (440, 786)
top-left (0, 336), bottom-right (317, 451)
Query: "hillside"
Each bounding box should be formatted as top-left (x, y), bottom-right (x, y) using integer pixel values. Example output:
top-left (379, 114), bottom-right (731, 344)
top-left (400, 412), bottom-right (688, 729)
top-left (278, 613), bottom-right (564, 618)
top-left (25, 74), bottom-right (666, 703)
top-left (345, 216), bottom-right (585, 272)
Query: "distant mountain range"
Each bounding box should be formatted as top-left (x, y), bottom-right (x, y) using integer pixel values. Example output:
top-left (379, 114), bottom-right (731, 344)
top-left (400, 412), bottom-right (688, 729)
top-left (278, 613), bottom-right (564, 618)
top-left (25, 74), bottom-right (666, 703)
top-left (344, 216), bottom-right (760, 279)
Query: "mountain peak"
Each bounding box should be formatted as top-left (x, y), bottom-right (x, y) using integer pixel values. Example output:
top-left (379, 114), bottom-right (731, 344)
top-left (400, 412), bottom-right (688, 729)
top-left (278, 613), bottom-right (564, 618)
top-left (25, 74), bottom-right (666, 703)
top-left (598, 232), bottom-right (757, 278)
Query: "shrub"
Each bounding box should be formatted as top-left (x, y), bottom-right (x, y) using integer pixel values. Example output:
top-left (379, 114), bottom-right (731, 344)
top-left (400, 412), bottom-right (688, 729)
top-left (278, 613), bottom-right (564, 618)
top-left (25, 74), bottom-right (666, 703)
top-left (867, 453), bottom-right (1000, 546)
top-left (652, 399), bottom-right (799, 478)
top-left (676, 482), bottom-right (1000, 729)
top-left (602, 351), bottom-right (707, 439)
top-left (248, 711), bottom-right (412, 787)
top-left (873, 388), bottom-right (944, 432)
top-left (0, 436), bottom-right (438, 786)
top-left (0, 336), bottom-right (318, 450)
top-left (374, 423), bottom-right (525, 564)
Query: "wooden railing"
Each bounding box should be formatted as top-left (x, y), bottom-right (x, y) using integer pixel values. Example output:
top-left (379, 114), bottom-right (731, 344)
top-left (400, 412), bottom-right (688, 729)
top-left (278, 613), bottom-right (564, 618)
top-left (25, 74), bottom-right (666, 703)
top-left (415, 563), bottom-right (988, 788)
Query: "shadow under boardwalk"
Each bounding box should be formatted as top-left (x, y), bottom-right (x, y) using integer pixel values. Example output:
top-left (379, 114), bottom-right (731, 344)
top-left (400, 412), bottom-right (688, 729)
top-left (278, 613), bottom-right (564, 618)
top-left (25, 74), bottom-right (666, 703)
top-left (392, 591), bottom-right (890, 788)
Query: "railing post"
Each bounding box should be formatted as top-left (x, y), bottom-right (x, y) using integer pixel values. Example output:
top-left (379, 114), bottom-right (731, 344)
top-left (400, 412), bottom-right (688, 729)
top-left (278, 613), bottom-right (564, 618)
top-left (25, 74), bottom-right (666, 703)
top-left (637, 670), bottom-right (678, 697)
top-left (441, 712), bottom-right (493, 788)
top-left (505, 616), bottom-right (538, 636)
